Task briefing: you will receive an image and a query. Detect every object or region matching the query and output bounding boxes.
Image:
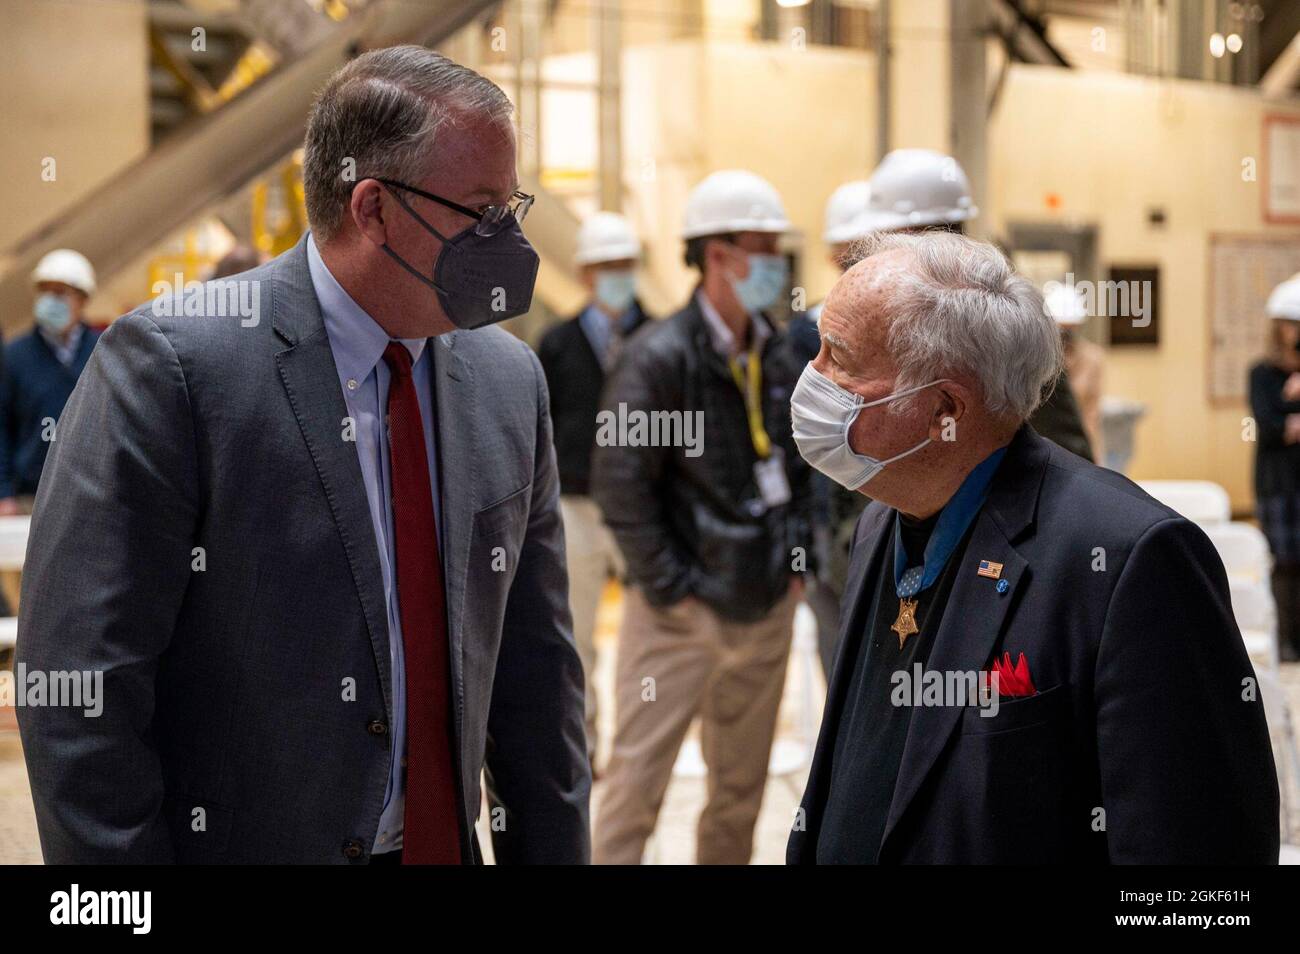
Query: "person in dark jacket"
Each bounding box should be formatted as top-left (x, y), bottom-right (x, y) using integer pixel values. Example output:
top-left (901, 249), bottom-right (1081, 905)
top-left (537, 211), bottom-right (650, 767)
top-left (0, 249), bottom-right (101, 514)
top-left (789, 230), bottom-right (1277, 864)
top-left (590, 170), bottom-right (812, 864)
top-left (1249, 273), bottom-right (1300, 662)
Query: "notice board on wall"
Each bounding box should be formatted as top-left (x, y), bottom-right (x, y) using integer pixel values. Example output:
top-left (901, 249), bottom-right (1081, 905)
top-left (1208, 234), bottom-right (1300, 403)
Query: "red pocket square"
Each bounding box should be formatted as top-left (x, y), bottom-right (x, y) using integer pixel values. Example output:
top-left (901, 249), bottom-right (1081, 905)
top-left (988, 651), bottom-right (1037, 698)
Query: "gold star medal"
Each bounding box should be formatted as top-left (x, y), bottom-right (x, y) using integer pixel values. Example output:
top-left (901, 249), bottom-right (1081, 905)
top-left (891, 597), bottom-right (919, 648)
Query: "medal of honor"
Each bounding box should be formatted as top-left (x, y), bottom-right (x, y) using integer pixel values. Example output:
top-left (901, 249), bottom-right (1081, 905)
top-left (891, 596), bottom-right (919, 648)
top-left (889, 447), bottom-right (1009, 655)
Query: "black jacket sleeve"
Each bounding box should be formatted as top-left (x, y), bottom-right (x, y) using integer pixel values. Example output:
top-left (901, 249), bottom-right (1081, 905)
top-left (589, 336), bottom-right (694, 606)
top-left (1249, 361), bottom-right (1300, 450)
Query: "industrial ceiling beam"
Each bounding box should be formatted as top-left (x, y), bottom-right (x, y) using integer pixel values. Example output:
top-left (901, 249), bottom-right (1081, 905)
top-left (0, 0), bottom-right (499, 331)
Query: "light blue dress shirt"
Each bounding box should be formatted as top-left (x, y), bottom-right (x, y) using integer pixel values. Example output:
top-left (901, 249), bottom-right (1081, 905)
top-left (577, 303), bottom-right (637, 369)
top-left (307, 234), bottom-right (443, 854)
top-left (39, 323), bottom-right (84, 367)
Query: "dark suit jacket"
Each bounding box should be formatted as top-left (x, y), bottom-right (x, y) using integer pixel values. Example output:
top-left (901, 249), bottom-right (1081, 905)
top-left (0, 326), bottom-right (99, 498)
top-left (790, 426), bottom-right (1279, 864)
top-left (17, 237), bottom-right (590, 864)
top-left (537, 302), bottom-right (649, 496)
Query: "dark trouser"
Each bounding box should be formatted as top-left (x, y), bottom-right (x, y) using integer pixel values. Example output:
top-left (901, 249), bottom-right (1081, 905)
top-left (370, 850), bottom-right (403, 865)
top-left (1272, 563), bottom-right (1300, 662)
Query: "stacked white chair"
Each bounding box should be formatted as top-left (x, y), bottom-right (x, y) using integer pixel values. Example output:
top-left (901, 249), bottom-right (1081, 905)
top-left (1257, 670), bottom-right (1300, 843)
top-left (0, 515), bottom-right (27, 653)
top-left (1138, 479), bottom-right (1231, 524)
top-left (1202, 521), bottom-right (1300, 843)
top-left (1206, 522), bottom-right (1279, 673)
top-left (1228, 578), bottom-right (1280, 675)
top-left (1203, 522), bottom-right (1273, 584)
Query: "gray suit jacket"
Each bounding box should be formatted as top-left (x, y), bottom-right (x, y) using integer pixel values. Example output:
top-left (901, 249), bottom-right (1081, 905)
top-left (16, 237), bottom-right (591, 864)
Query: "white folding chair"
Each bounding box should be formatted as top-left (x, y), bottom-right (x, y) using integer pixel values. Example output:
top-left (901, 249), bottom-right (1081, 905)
top-left (1227, 578), bottom-right (1279, 674)
top-left (1257, 670), bottom-right (1300, 844)
top-left (1138, 480), bottom-right (1231, 524)
top-left (1203, 522), bottom-right (1273, 584)
top-left (0, 516), bottom-right (25, 654)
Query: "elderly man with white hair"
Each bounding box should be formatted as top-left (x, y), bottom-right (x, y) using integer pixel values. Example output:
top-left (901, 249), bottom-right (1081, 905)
top-left (788, 230), bottom-right (1279, 865)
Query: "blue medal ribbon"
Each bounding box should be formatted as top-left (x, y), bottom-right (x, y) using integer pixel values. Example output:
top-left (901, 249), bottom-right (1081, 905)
top-left (894, 446), bottom-right (1007, 599)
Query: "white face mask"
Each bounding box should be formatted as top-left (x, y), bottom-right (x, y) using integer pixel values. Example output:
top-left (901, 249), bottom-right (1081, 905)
top-left (791, 363), bottom-right (947, 491)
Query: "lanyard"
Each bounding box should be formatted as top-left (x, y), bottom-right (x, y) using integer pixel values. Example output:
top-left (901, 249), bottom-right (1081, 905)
top-left (893, 446), bottom-right (1007, 599)
top-left (728, 347), bottom-right (771, 459)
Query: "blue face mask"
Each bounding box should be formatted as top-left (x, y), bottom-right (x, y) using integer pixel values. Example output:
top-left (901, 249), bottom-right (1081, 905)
top-left (730, 253), bottom-right (788, 314)
top-left (594, 269), bottom-right (636, 314)
top-left (34, 293), bottom-right (73, 334)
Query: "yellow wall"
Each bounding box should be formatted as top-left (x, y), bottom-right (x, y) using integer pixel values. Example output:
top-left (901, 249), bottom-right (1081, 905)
top-left (889, 0), bottom-right (949, 151)
top-left (0, 0), bottom-right (149, 319)
top-left (622, 40), bottom-right (877, 313)
top-left (989, 65), bottom-right (1300, 510)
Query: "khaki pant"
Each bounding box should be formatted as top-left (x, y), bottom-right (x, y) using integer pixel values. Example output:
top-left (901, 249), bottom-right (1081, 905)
top-left (593, 585), bottom-right (797, 865)
top-left (560, 495), bottom-right (624, 762)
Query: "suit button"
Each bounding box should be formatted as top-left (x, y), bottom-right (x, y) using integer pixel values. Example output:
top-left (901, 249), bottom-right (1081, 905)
top-left (367, 720), bottom-right (388, 736)
top-left (343, 840), bottom-right (364, 860)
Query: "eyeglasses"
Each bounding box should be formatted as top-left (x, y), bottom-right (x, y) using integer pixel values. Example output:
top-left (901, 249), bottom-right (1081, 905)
top-left (372, 177), bottom-right (534, 237)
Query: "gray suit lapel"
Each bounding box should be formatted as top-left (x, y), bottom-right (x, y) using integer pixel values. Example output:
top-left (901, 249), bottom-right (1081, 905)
top-left (270, 239), bottom-right (392, 712)
top-left (432, 331), bottom-right (475, 728)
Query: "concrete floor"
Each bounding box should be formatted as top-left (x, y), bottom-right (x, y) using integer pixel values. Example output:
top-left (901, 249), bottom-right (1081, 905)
top-left (3, 586), bottom-right (1299, 864)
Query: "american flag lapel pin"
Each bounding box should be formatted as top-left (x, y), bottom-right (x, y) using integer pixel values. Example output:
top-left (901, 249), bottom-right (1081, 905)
top-left (977, 559), bottom-right (1003, 580)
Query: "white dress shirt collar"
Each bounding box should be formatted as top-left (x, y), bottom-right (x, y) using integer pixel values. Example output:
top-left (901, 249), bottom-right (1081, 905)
top-left (695, 288), bottom-right (770, 360)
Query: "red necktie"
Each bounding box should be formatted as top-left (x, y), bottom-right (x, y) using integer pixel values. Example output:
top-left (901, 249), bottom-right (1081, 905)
top-left (382, 342), bottom-right (461, 865)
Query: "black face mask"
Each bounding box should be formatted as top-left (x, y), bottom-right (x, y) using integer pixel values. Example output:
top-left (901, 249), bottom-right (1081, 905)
top-left (377, 182), bottom-right (540, 330)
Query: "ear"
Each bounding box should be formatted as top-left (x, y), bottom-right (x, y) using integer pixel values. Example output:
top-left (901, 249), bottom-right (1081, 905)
top-left (928, 381), bottom-right (968, 443)
top-left (349, 179), bottom-right (389, 247)
top-left (704, 238), bottom-right (742, 277)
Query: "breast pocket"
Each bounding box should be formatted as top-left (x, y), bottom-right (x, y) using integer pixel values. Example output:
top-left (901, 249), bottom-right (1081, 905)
top-left (470, 484), bottom-right (531, 580)
top-left (943, 684), bottom-right (1075, 861)
top-left (960, 683), bottom-right (1069, 736)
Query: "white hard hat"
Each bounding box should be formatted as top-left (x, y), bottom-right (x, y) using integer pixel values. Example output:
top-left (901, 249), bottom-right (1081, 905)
top-left (866, 148), bottom-right (978, 229)
top-left (823, 181), bottom-right (872, 244)
top-left (1267, 273), bottom-right (1300, 320)
top-left (681, 170), bottom-right (790, 239)
top-left (31, 248), bottom-right (96, 296)
top-left (1044, 283), bottom-right (1089, 326)
top-left (574, 211), bottom-right (642, 266)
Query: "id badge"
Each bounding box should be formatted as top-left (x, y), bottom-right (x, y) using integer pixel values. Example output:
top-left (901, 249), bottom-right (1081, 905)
top-left (754, 447), bottom-right (791, 509)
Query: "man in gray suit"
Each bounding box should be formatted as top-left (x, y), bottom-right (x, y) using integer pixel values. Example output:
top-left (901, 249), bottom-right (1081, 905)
top-left (16, 47), bottom-right (590, 864)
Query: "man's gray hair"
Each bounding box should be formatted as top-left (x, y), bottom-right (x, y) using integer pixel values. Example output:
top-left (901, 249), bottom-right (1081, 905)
top-left (303, 46), bottom-right (513, 243)
top-left (845, 230), bottom-right (1063, 422)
